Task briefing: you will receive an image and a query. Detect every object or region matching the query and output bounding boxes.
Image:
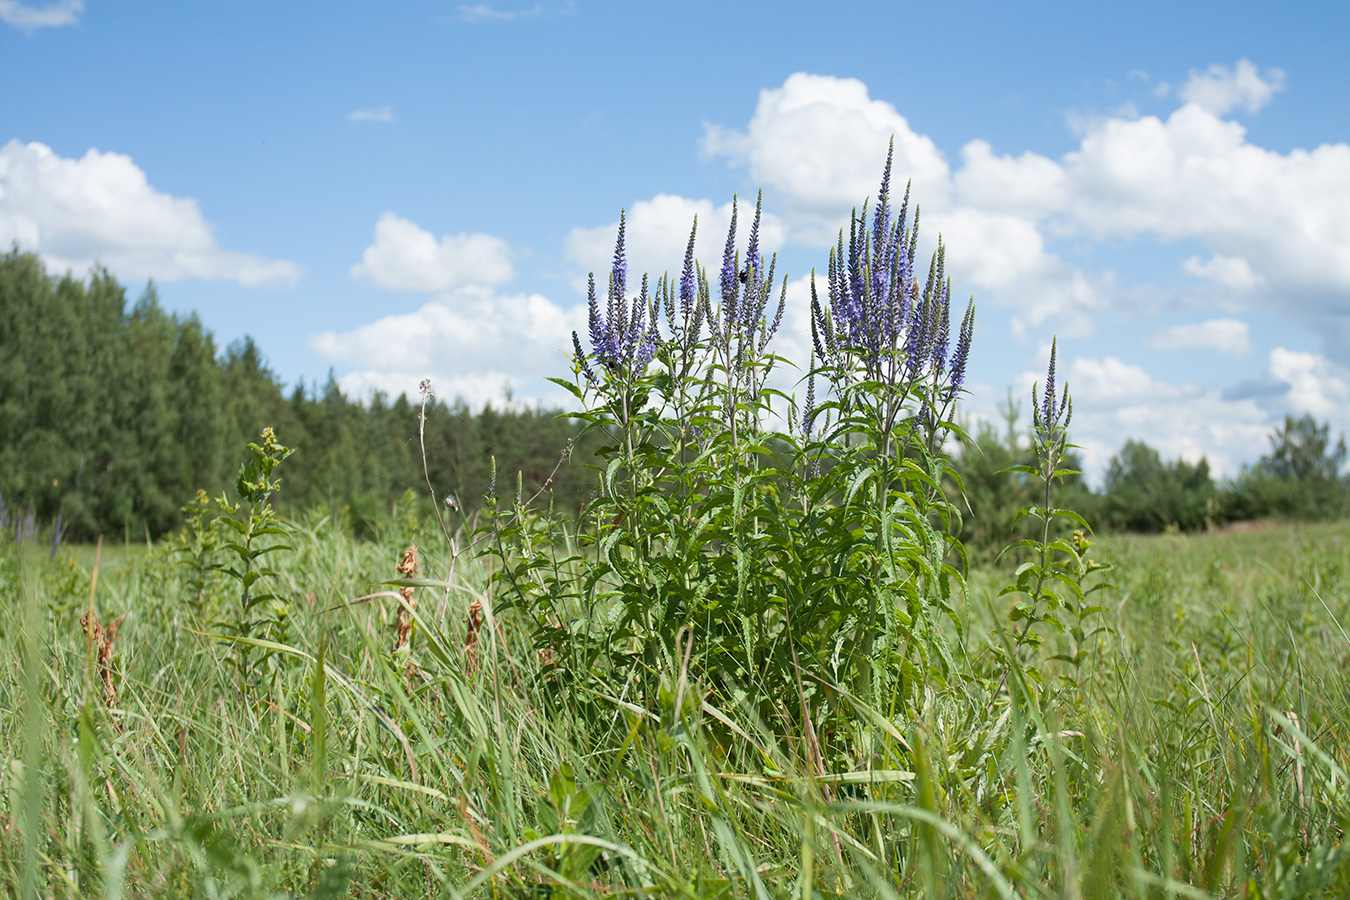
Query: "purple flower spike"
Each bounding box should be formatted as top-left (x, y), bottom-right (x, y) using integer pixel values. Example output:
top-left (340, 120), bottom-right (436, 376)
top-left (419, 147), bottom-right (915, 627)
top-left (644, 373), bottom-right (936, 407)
top-left (611, 210), bottom-right (628, 307)
top-left (572, 330), bottom-right (597, 384)
top-left (802, 368), bottom-right (816, 441)
top-left (745, 191), bottom-right (763, 291)
top-left (807, 151), bottom-right (939, 381)
top-left (1043, 338), bottom-right (1058, 423)
top-left (680, 217), bottom-right (698, 324)
top-left (904, 290), bottom-right (929, 379)
top-left (930, 279), bottom-right (951, 374)
top-left (946, 299), bottom-right (974, 402)
top-left (873, 139), bottom-right (894, 239)
top-left (581, 218), bottom-right (661, 380)
top-left (587, 273), bottom-right (608, 361)
top-left (764, 277), bottom-right (787, 347)
top-left (720, 197), bottom-right (739, 308)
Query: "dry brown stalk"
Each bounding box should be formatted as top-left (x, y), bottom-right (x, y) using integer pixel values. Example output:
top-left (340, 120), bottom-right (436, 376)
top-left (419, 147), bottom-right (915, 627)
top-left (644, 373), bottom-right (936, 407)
top-left (464, 598), bottom-right (484, 677)
top-left (81, 607), bottom-right (126, 710)
top-left (459, 793), bottom-right (494, 869)
top-left (392, 544), bottom-right (420, 652)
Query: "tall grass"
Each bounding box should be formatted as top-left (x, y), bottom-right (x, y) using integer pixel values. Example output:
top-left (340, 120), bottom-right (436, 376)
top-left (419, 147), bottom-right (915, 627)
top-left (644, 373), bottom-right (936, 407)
top-left (1, 519), bottom-right (1347, 896)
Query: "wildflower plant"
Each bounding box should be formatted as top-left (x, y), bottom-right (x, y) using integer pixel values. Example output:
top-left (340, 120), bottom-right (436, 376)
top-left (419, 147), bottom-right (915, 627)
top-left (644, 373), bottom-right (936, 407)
top-left (996, 340), bottom-right (1112, 689)
top-left (213, 426), bottom-right (297, 679)
top-left (496, 145), bottom-right (984, 742)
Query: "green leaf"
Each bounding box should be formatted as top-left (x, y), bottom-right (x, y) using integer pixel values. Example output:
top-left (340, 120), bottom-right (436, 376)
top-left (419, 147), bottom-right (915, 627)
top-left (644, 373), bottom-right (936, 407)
top-left (843, 465), bottom-right (876, 507)
top-left (1048, 507), bottom-right (1093, 531)
top-left (545, 376), bottom-right (585, 401)
top-left (311, 636), bottom-right (328, 793)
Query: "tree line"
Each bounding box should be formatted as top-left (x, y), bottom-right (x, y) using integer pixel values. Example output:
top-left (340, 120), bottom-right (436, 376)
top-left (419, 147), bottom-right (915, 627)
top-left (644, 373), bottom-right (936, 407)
top-left (0, 248), bottom-right (598, 542)
top-left (2, 248), bottom-right (1345, 546)
top-left (952, 391), bottom-right (1349, 559)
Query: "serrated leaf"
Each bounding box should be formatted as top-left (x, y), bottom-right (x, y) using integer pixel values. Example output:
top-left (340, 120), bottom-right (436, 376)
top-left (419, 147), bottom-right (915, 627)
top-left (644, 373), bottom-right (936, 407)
top-left (843, 465), bottom-right (875, 507)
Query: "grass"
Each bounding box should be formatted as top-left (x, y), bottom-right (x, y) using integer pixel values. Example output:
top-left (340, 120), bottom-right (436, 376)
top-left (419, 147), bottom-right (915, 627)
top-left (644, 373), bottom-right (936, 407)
top-left (0, 515), bottom-right (1346, 898)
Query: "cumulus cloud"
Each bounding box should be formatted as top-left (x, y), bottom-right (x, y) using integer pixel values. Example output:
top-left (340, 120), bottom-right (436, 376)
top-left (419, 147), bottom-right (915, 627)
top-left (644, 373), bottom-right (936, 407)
top-left (928, 207), bottom-right (1110, 334)
top-left (958, 89), bottom-right (1350, 311)
top-left (1059, 105), bottom-right (1350, 332)
top-left (1181, 254), bottom-right (1264, 292)
top-left (702, 73), bottom-right (950, 244)
top-left (351, 212), bottom-right (514, 292)
top-left (699, 74), bottom-right (1112, 332)
top-left (954, 140), bottom-right (1069, 219)
top-left (565, 194), bottom-right (788, 292)
top-left (0, 140), bottom-right (302, 286)
top-left (348, 105), bottom-right (394, 123)
top-left (698, 66), bottom-right (1350, 358)
top-left (0, 0), bottom-right (81, 33)
top-left (1149, 318), bottom-right (1252, 357)
top-left (310, 285), bottom-right (583, 408)
top-left (1264, 348), bottom-right (1350, 422)
top-left (1015, 355), bottom-right (1267, 480)
top-left (1179, 59), bottom-right (1285, 116)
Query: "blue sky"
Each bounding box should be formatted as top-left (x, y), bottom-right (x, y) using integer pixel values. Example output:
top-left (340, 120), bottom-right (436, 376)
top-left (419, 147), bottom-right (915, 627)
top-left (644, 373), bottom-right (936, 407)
top-left (3, 0), bottom-right (1349, 481)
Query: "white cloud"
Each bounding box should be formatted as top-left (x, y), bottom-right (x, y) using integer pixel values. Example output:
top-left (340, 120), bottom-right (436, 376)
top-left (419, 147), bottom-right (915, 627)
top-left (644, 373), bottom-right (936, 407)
top-left (699, 73), bottom-right (1107, 333)
top-left (0, 0), bottom-right (81, 33)
top-left (310, 285), bottom-right (583, 409)
top-left (1061, 103), bottom-right (1350, 310)
top-left (1179, 59), bottom-right (1285, 116)
top-left (1016, 347), bottom-right (1350, 483)
top-left (1022, 355), bottom-right (1271, 480)
top-left (0, 140), bottom-right (302, 286)
top-left (455, 4), bottom-right (521, 21)
top-left (1265, 347), bottom-right (1350, 422)
top-left (955, 141), bottom-right (1068, 219)
top-left (1181, 254), bottom-right (1264, 291)
top-left (930, 207), bottom-right (1109, 334)
top-left (702, 73), bottom-right (951, 244)
top-left (699, 66), bottom-right (1350, 359)
top-left (348, 105), bottom-right (394, 123)
top-left (1149, 318), bottom-right (1252, 357)
top-left (564, 193), bottom-right (788, 293)
top-left (351, 212), bottom-right (514, 292)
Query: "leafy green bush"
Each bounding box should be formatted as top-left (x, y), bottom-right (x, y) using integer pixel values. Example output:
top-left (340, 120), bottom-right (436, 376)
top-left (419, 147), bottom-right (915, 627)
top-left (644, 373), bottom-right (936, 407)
top-left (489, 163), bottom-right (977, 740)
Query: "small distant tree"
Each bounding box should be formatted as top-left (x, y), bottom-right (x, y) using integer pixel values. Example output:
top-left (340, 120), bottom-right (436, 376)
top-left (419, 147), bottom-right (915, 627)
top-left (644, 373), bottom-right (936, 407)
top-left (1229, 415), bottom-right (1348, 520)
top-left (1262, 414), bottom-right (1347, 482)
top-left (1099, 440), bottom-right (1216, 533)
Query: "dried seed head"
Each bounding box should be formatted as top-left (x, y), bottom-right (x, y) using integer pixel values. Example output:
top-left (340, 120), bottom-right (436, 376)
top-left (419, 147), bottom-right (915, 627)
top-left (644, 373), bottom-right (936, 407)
top-left (392, 545), bottom-right (420, 654)
top-left (464, 598), bottom-right (485, 678)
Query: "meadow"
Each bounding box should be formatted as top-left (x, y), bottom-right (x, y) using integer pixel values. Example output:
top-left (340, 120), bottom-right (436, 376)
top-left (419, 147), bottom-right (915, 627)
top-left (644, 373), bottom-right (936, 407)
top-left (2, 158), bottom-right (1348, 898)
top-left (3, 505), bottom-right (1347, 898)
